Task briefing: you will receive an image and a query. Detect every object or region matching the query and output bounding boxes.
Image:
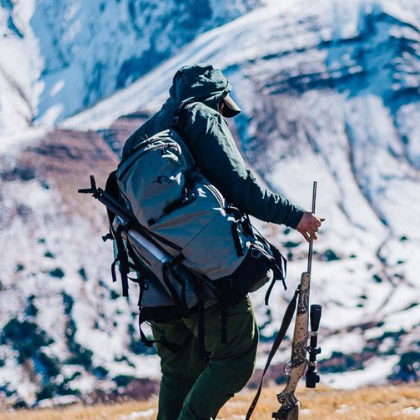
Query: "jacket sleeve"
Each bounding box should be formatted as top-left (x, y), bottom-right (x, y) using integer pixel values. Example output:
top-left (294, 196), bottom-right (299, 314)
top-left (183, 108), bottom-right (306, 229)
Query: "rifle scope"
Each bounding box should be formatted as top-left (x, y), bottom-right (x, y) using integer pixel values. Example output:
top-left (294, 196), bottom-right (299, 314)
top-left (306, 304), bottom-right (322, 388)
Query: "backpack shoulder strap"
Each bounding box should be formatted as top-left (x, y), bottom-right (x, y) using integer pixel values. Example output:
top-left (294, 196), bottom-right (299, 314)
top-left (104, 170), bottom-right (120, 226)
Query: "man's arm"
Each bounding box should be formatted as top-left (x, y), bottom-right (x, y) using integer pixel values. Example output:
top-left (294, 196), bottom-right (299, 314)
top-left (183, 108), bottom-right (305, 229)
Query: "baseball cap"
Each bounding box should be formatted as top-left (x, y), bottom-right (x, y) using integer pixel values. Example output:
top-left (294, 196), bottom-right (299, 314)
top-left (221, 93), bottom-right (241, 117)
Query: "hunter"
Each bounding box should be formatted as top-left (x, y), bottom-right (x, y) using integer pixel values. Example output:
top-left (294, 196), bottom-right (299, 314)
top-left (121, 64), bottom-right (323, 420)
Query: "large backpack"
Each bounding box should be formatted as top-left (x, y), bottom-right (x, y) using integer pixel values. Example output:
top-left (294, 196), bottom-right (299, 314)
top-left (86, 105), bottom-right (287, 359)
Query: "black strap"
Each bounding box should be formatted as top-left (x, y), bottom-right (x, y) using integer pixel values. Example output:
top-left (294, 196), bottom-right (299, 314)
top-left (137, 282), bottom-right (153, 348)
top-left (269, 243), bottom-right (288, 280)
top-left (104, 171), bottom-right (119, 227)
top-left (265, 275), bottom-right (277, 306)
top-left (125, 239), bottom-right (155, 284)
top-left (171, 253), bottom-right (186, 266)
top-left (138, 309), bottom-right (182, 354)
top-left (113, 225), bottom-right (130, 297)
top-left (164, 189), bottom-right (196, 215)
top-left (146, 228), bottom-right (183, 252)
top-left (228, 207), bottom-right (254, 238)
top-left (198, 297), bottom-right (209, 362)
top-left (245, 286), bottom-right (300, 420)
top-left (226, 205), bottom-right (242, 221)
top-left (231, 223), bottom-right (245, 257)
top-left (240, 214), bottom-right (254, 237)
top-left (265, 248), bottom-right (288, 305)
top-left (111, 258), bottom-right (118, 283)
top-left (149, 188), bottom-right (197, 226)
top-left (167, 264), bottom-right (189, 310)
top-left (221, 300), bottom-right (228, 344)
top-left (162, 263), bottom-right (189, 314)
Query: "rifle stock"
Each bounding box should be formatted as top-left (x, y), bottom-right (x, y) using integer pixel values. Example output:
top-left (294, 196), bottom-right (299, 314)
top-left (273, 402), bottom-right (300, 420)
top-left (273, 272), bottom-right (310, 418)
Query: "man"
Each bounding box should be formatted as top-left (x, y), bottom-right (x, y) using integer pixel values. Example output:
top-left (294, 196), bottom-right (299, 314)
top-left (122, 64), bottom-right (323, 420)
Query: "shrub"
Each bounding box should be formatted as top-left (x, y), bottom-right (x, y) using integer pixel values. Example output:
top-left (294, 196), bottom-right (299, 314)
top-left (50, 267), bottom-right (65, 278)
top-left (113, 375), bottom-right (135, 387)
top-left (25, 296), bottom-right (38, 317)
top-left (93, 366), bottom-right (109, 379)
top-left (78, 267), bottom-right (88, 281)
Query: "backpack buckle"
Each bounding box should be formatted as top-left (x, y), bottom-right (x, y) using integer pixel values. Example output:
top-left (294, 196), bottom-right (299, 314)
top-left (171, 116), bottom-right (179, 127)
top-left (251, 248), bottom-right (262, 259)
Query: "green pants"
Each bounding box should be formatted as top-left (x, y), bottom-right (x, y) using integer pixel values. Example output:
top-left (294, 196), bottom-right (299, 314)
top-left (151, 296), bottom-right (258, 420)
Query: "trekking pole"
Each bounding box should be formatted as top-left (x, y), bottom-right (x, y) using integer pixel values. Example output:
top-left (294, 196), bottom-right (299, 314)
top-left (271, 181), bottom-right (321, 420)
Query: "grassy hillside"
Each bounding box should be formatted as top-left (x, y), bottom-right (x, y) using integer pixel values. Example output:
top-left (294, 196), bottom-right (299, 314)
top-left (1, 383), bottom-right (419, 420)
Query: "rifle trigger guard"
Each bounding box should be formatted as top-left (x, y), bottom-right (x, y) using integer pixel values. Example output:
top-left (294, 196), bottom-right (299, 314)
top-left (284, 361), bottom-right (292, 376)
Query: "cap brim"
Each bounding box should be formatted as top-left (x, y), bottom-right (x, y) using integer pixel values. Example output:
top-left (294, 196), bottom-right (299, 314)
top-left (222, 94), bottom-right (241, 117)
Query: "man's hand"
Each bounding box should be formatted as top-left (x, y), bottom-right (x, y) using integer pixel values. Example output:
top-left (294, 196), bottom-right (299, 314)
top-left (296, 212), bottom-right (325, 243)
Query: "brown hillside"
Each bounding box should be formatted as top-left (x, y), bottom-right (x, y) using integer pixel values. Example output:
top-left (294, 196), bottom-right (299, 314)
top-left (1, 384), bottom-right (419, 420)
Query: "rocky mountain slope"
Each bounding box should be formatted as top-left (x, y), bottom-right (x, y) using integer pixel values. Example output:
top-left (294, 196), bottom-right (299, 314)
top-left (0, 0), bottom-right (259, 133)
top-left (1, 0), bottom-right (420, 406)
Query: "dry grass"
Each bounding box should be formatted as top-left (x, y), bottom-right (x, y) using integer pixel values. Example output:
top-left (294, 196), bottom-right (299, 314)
top-left (1, 384), bottom-right (419, 420)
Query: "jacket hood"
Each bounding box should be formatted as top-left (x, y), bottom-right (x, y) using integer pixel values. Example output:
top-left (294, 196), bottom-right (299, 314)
top-left (162, 64), bottom-right (231, 113)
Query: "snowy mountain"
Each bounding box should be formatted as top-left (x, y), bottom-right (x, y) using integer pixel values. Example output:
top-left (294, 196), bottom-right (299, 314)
top-left (1, 0), bottom-right (420, 406)
top-left (0, 0), bottom-right (259, 133)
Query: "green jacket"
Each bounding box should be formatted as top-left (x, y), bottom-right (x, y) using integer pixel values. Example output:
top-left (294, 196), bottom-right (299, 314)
top-left (122, 64), bottom-right (305, 229)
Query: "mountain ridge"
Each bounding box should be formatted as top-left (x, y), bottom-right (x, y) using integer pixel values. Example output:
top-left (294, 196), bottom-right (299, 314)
top-left (1, 0), bottom-right (419, 405)
top-left (0, 0), bottom-right (260, 133)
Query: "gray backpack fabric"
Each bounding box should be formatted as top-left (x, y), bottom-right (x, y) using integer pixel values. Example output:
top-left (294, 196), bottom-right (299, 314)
top-left (89, 109), bottom-right (288, 358)
top-left (114, 126), bottom-right (284, 311)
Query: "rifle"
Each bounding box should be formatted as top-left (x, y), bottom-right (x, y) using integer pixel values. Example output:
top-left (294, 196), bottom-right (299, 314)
top-left (78, 175), bottom-right (134, 224)
top-left (246, 182), bottom-right (322, 420)
top-left (272, 181), bottom-right (322, 419)
top-left (78, 175), bottom-right (172, 297)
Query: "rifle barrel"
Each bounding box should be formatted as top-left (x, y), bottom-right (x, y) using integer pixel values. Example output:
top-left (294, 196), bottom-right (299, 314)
top-left (98, 190), bottom-right (134, 223)
top-left (307, 181), bottom-right (317, 274)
